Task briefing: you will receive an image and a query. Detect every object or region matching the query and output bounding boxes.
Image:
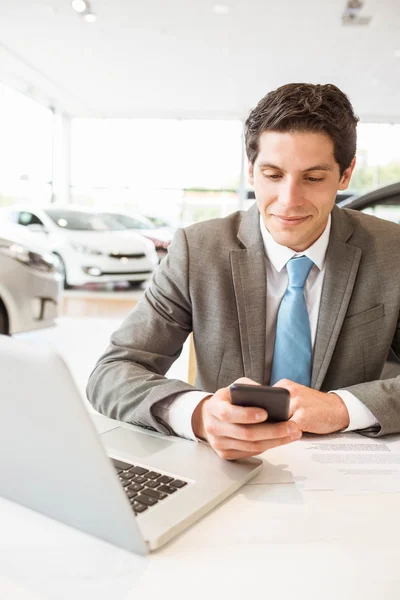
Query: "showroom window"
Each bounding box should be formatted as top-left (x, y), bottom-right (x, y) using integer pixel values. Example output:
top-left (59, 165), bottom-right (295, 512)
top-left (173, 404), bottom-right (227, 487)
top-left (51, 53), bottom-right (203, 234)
top-left (0, 83), bottom-right (53, 207)
top-left (352, 124), bottom-right (400, 193)
top-left (71, 118), bottom-right (243, 226)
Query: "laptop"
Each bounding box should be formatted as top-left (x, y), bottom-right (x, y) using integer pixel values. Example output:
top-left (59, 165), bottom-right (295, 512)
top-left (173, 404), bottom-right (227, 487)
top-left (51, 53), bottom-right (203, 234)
top-left (0, 335), bottom-right (262, 554)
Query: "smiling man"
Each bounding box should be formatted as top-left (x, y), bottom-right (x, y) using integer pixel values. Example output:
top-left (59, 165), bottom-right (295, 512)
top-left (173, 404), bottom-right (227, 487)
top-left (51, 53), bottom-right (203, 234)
top-left (251, 131), bottom-right (354, 252)
top-left (88, 83), bottom-right (400, 460)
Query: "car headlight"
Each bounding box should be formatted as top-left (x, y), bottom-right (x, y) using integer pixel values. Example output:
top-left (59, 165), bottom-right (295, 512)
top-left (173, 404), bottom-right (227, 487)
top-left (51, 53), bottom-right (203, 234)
top-left (0, 242), bottom-right (58, 273)
top-left (70, 242), bottom-right (103, 256)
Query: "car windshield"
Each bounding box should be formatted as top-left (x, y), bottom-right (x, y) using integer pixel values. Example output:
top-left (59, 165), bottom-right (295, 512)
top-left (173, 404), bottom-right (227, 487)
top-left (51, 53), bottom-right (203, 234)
top-left (44, 210), bottom-right (126, 231)
top-left (145, 216), bottom-right (172, 228)
top-left (102, 213), bottom-right (154, 230)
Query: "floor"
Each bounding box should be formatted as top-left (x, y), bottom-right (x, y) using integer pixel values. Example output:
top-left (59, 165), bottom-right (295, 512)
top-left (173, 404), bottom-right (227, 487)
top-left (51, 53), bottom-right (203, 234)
top-left (61, 283), bottom-right (144, 319)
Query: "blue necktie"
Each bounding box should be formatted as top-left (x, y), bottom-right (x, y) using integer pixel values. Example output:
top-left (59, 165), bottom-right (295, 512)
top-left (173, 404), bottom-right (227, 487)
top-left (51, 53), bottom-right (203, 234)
top-left (270, 256), bottom-right (314, 387)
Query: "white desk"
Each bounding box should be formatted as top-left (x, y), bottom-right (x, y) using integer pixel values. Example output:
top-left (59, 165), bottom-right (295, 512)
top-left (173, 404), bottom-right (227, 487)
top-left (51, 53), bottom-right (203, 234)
top-left (2, 415), bottom-right (400, 600)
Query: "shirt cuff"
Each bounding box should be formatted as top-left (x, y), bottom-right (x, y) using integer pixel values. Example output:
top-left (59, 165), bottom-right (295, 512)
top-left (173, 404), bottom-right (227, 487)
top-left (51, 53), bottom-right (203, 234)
top-left (330, 389), bottom-right (379, 432)
top-left (153, 391), bottom-right (212, 441)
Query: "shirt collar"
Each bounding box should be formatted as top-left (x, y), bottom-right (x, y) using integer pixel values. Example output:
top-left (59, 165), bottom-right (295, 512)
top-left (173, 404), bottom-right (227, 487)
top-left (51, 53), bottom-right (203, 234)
top-left (259, 213), bottom-right (331, 272)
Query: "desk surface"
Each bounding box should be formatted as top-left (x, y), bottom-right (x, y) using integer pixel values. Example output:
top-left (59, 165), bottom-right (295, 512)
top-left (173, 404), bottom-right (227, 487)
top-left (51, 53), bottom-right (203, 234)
top-left (2, 415), bottom-right (400, 600)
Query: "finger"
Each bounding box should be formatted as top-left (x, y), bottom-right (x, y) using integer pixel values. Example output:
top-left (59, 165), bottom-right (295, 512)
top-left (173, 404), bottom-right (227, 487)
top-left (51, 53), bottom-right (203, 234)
top-left (211, 433), bottom-right (301, 460)
top-left (272, 378), bottom-right (295, 390)
top-left (210, 397), bottom-right (268, 424)
top-left (215, 419), bottom-right (299, 442)
top-left (289, 413), bottom-right (305, 430)
top-left (232, 377), bottom-right (262, 386)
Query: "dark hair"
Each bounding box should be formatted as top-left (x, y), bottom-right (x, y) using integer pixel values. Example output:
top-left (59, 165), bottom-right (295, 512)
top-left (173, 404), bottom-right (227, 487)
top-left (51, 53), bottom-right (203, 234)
top-left (244, 83), bottom-right (359, 176)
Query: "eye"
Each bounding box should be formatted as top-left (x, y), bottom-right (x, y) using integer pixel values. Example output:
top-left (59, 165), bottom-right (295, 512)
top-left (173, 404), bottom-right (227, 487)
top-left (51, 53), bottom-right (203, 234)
top-left (264, 173), bottom-right (282, 180)
top-left (306, 177), bottom-right (324, 183)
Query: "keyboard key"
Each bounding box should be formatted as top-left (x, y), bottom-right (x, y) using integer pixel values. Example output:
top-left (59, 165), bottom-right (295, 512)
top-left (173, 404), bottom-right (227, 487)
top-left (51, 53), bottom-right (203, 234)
top-left (119, 471), bottom-right (133, 480)
top-left (158, 476), bottom-right (174, 484)
top-left (133, 476), bottom-right (147, 485)
top-left (127, 483), bottom-right (144, 493)
top-left (133, 502), bottom-right (148, 514)
top-left (120, 480), bottom-right (133, 488)
top-left (129, 466), bottom-right (149, 476)
top-left (135, 494), bottom-right (158, 507)
top-left (146, 471), bottom-right (162, 480)
top-left (158, 485), bottom-right (177, 494)
top-left (127, 490), bottom-right (138, 499)
top-left (170, 479), bottom-right (187, 489)
top-left (146, 480), bottom-right (161, 489)
top-left (112, 458), bottom-right (134, 471)
top-left (141, 488), bottom-right (167, 501)
top-left (121, 479), bottom-right (135, 492)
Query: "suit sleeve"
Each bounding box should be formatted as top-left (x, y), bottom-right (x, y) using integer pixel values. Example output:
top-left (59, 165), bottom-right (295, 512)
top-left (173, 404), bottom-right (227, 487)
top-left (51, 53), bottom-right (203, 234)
top-left (341, 308), bottom-right (400, 437)
top-left (86, 228), bottom-right (201, 434)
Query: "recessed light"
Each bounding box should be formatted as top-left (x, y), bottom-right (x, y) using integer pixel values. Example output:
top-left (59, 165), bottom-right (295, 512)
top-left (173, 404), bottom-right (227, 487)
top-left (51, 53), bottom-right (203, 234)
top-left (83, 12), bottom-right (97, 23)
top-left (71, 0), bottom-right (87, 13)
top-left (213, 4), bottom-right (230, 14)
top-left (394, 49), bottom-right (400, 58)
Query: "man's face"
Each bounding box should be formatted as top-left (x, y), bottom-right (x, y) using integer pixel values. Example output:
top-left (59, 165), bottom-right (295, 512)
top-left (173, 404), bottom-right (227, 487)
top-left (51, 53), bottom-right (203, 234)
top-left (248, 131), bottom-right (355, 251)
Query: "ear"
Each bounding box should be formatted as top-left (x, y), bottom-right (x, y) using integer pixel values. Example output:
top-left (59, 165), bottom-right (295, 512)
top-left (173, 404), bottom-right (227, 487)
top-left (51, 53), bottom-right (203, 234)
top-left (338, 156), bottom-right (356, 191)
top-left (248, 160), bottom-right (255, 186)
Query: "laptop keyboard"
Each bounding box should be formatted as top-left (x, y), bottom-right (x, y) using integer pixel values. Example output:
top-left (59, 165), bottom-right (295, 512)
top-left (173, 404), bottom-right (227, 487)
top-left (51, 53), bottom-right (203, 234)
top-left (111, 458), bottom-right (188, 516)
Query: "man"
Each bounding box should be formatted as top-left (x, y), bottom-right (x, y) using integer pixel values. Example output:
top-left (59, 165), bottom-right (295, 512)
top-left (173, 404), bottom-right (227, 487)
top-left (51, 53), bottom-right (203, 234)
top-left (87, 83), bottom-right (400, 460)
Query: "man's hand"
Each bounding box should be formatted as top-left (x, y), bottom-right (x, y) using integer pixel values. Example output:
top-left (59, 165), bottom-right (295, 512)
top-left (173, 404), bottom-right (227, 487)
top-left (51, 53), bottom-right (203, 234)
top-left (273, 379), bottom-right (350, 434)
top-left (191, 377), bottom-right (302, 460)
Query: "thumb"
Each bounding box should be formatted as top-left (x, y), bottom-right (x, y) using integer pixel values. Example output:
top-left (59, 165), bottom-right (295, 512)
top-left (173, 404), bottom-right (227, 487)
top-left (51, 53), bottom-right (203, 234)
top-left (232, 377), bottom-right (261, 386)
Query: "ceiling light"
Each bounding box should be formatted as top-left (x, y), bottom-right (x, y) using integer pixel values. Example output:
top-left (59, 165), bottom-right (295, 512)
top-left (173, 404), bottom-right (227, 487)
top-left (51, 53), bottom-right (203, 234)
top-left (71, 0), bottom-right (87, 13)
top-left (342, 0), bottom-right (371, 25)
top-left (394, 49), bottom-right (400, 58)
top-left (83, 12), bottom-right (97, 23)
top-left (213, 5), bottom-right (230, 14)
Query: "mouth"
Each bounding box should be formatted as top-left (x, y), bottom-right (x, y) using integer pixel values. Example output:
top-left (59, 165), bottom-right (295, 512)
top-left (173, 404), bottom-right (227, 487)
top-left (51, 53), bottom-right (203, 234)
top-left (273, 215), bottom-right (310, 226)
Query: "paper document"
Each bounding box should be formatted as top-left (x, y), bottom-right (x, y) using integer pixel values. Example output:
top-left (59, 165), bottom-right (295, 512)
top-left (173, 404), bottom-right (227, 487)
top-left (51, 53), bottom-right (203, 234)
top-left (251, 432), bottom-right (400, 493)
top-left (299, 432), bottom-right (400, 493)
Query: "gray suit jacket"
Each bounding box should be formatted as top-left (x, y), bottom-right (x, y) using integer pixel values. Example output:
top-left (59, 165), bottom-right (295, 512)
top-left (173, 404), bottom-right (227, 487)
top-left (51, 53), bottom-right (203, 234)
top-left (87, 204), bottom-right (400, 437)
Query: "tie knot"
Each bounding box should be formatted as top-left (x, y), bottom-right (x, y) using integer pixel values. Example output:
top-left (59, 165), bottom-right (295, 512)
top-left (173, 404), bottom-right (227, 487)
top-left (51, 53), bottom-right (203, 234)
top-left (286, 256), bottom-right (314, 289)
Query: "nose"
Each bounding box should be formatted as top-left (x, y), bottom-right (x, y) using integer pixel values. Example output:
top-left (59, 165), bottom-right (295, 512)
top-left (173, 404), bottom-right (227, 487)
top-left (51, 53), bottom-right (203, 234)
top-left (278, 180), bottom-right (303, 209)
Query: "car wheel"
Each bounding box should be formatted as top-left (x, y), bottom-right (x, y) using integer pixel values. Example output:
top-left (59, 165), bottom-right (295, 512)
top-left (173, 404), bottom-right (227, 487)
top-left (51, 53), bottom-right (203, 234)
top-left (54, 254), bottom-right (71, 289)
top-left (0, 300), bottom-right (9, 335)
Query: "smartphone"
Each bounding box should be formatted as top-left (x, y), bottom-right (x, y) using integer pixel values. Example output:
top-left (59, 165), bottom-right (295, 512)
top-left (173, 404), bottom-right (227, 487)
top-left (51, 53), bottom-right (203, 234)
top-left (230, 383), bottom-right (290, 422)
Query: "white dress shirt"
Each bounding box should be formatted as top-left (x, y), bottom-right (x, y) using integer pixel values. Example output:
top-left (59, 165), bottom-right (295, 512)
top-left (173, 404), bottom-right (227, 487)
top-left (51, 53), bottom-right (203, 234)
top-left (154, 214), bottom-right (378, 440)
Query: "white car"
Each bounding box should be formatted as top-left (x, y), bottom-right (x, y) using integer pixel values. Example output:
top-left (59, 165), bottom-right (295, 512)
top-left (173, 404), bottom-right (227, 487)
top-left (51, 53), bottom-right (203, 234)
top-left (0, 206), bottom-right (159, 288)
top-left (101, 211), bottom-right (173, 260)
top-left (0, 223), bottom-right (62, 334)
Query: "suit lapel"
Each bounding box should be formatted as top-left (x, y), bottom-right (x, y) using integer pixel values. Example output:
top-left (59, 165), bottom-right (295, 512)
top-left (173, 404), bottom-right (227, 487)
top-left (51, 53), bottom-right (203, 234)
top-left (311, 206), bottom-right (362, 389)
top-left (230, 204), bottom-right (266, 383)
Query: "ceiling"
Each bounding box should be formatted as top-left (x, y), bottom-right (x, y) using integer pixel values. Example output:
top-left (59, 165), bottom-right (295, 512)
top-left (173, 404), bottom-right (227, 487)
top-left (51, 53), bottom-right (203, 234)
top-left (0, 0), bottom-right (399, 121)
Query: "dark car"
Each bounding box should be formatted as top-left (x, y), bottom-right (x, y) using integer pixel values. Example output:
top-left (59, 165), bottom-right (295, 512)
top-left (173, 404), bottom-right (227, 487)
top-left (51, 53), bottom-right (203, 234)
top-left (336, 181), bottom-right (400, 222)
top-left (337, 181), bottom-right (400, 375)
top-left (335, 191), bottom-right (358, 204)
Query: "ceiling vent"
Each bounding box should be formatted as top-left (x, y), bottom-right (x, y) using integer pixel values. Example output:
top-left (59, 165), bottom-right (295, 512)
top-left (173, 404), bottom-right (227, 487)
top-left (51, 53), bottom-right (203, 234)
top-left (342, 0), bottom-right (372, 25)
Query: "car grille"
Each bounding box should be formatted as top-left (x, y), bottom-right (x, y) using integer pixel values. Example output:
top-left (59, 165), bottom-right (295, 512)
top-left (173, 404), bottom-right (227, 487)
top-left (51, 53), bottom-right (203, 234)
top-left (100, 270), bottom-right (153, 276)
top-left (108, 252), bottom-right (146, 259)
